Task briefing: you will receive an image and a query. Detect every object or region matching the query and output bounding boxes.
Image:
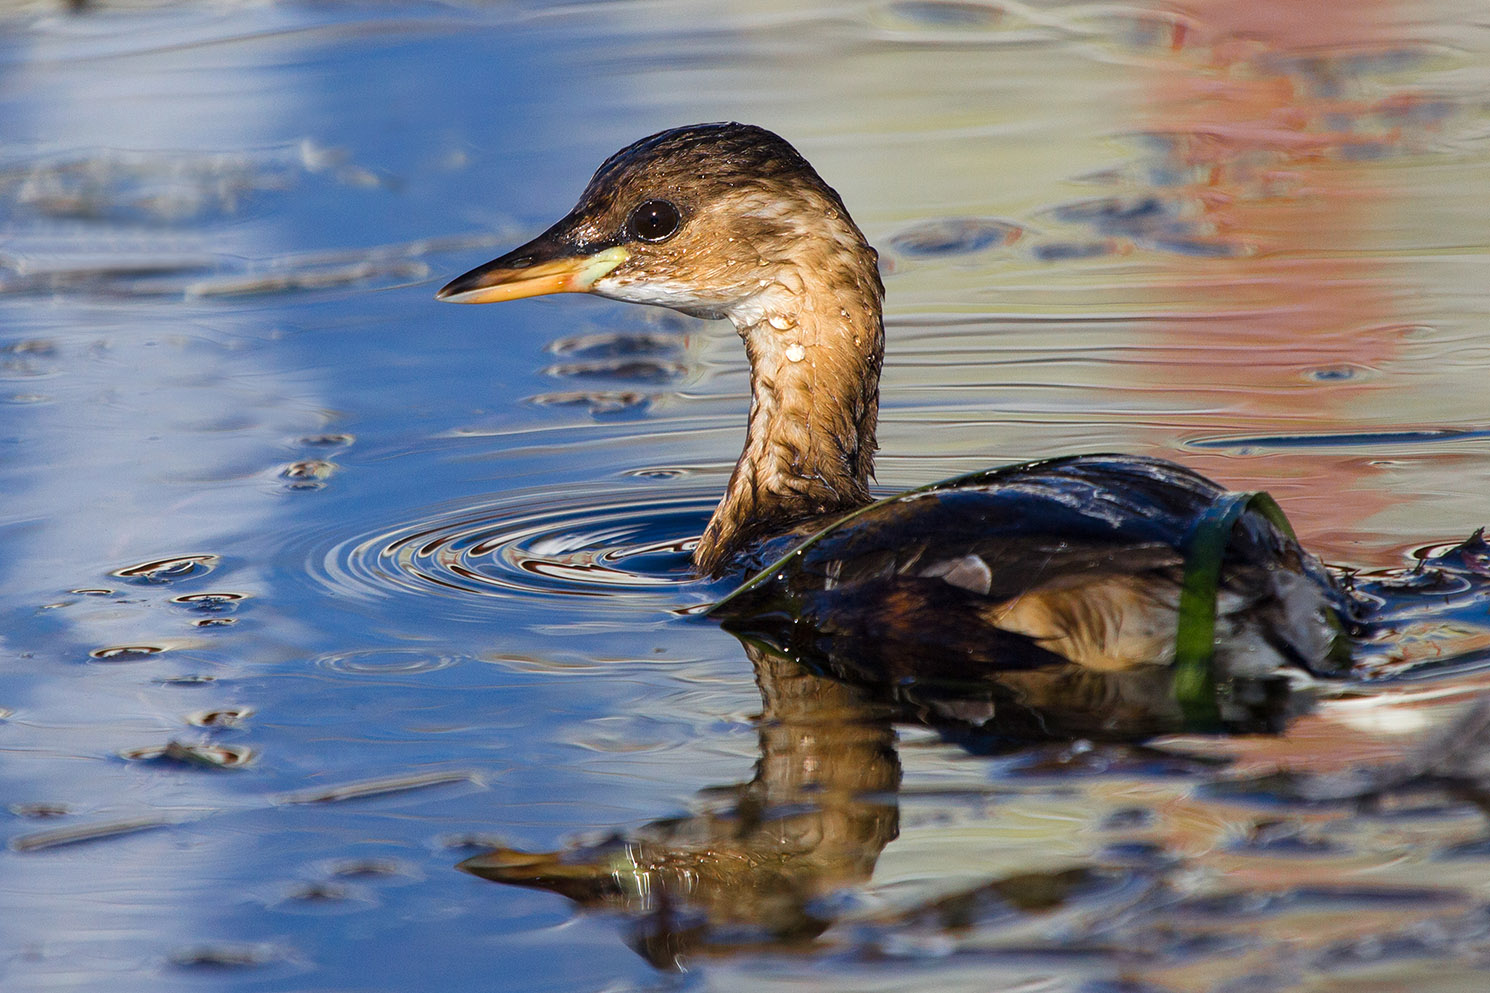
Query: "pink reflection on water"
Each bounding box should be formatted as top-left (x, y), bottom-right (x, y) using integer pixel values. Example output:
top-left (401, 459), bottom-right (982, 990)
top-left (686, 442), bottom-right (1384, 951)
top-left (1134, 0), bottom-right (1453, 557)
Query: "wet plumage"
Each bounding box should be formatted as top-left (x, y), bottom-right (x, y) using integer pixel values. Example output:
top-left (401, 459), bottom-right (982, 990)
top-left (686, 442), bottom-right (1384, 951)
top-left (439, 122), bottom-right (1353, 690)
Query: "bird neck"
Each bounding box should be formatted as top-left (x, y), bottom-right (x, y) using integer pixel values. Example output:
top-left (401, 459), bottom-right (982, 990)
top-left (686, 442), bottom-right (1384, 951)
top-left (694, 261), bottom-right (885, 575)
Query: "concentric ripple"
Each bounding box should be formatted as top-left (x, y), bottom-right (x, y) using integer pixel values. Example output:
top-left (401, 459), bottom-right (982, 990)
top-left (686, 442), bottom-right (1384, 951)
top-left (313, 488), bottom-right (722, 614)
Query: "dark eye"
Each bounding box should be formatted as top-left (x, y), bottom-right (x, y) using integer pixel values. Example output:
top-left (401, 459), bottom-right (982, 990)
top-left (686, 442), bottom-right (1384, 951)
top-left (628, 199), bottom-right (681, 243)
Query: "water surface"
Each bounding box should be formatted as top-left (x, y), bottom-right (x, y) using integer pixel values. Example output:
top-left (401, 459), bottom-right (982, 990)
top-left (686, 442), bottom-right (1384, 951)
top-left (2, 1), bottom-right (1490, 991)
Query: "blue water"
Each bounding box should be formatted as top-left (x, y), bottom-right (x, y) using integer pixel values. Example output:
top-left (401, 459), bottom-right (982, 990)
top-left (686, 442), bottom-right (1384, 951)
top-left (3, 2), bottom-right (1490, 991)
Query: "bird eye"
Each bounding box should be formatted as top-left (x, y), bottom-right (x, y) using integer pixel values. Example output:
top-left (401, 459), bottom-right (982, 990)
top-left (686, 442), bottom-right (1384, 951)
top-left (628, 199), bottom-right (681, 243)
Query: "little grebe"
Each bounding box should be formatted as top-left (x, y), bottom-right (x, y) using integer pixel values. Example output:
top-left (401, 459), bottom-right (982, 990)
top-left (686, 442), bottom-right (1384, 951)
top-left (439, 122), bottom-right (1354, 686)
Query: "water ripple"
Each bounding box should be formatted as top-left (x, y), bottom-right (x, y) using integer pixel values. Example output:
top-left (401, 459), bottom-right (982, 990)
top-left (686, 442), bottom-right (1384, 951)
top-left (316, 649), bottom-right (466, 676)
top-left (311, 488), bottom-right (717, 613)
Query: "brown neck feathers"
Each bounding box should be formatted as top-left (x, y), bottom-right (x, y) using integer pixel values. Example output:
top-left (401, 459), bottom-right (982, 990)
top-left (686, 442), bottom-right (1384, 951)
top-left (693, 252), bottom-right (884, 575)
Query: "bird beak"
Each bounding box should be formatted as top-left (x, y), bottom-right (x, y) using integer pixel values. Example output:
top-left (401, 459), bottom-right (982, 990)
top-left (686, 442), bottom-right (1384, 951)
top-left (436, 239), bottom-right (629, 304)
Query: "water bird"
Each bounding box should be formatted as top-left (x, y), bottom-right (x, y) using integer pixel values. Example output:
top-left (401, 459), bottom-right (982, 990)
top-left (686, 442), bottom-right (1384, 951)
top-left (438, 122), bottom-right (1467, 703)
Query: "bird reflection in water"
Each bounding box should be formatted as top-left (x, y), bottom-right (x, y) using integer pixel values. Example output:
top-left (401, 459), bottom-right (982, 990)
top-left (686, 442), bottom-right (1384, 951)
top-left (463, 648), bottom-right (898, 965)
top-left (460, 642), bottom-right (1124, 969)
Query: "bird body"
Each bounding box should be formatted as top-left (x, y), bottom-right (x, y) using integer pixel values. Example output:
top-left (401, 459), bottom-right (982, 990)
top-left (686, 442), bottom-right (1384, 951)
top-left (439, 122), bottom-right (1353, 695)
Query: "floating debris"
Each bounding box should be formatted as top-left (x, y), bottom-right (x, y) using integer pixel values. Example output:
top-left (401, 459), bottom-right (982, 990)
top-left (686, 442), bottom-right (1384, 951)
top-left (185, 707), bottom-right (253, 729)
top-left (9, 802), bottom-right (71, 819)
top-left (156, 674), bottom-right (218, 687)
top-left (112, 555), bottom-right (219, 585)
top-left (168, 942), bottom-right (290, 970)
top-left (119, 741), bottom-right (254, 770)
top-left (11, 816), bottom-right (172, 853)
top-left (276, 770), bottom-right (475, 805)
top-left (88, 645), bottom-right (164, 662)
top-left (172, 592), bottom-right (247, 611)
top-left (325, 857), bottom-right (417, 880)
top-left (280, 459), bottom-right (336, 490)
top-left (298, 433), bottom-right (355, 448)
